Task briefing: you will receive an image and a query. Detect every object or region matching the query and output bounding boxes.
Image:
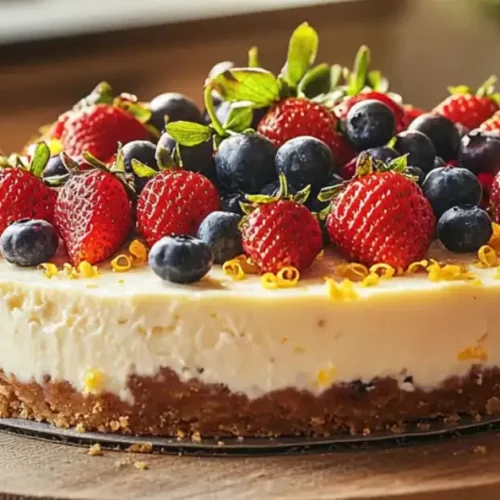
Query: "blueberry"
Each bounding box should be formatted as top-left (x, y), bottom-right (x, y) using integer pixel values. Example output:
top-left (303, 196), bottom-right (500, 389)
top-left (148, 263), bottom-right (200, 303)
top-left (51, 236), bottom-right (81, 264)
top-left (456, 123), bottom-right (470, 138)
top-left (458, 130), bottom-right (500, 175)
top-left (42, 155), bottom-right (68, 179)
top-left (220, 193), bottom-right (246, 216)
top-left (260, 180), bottom-right (298, 197)
top-left (0, 219), bottom-right (58, 267)
top-left (434, 156), bottom-right (446, 169)
top-left (421, 166), bottom-right (482, 217)
top-left (393, 130), bottom-right (436, 173)
top-left (197, 211), bottom-right (242, 264)
top-left (306, 173), bottom-right (344, 213)
top-left (345, 99), bottom-right (395, 151)
top-left (405, 166), bottom-right (426, 186)
top-left (149, 235), bottom-right (213, 284)
top-left (149, 93), bottom-right (202, 133)
top-left (275, 136), bottom-right (336, 191)
top-left (365, 146), bottom-right (400, 164)
top-left (438, 206), bottom-right (492, 253)
top-left (157, 132), bottom-right (215, 180)
top-left (408, 113), bottom-right (460, 161)
top-left (215, 133), bottom-right (277, 193)
top-left (121, 140), bottom-right (158, 193)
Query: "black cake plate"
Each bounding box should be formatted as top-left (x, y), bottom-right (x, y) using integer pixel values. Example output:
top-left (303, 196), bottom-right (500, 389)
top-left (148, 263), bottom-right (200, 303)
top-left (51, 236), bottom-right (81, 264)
top-left (0, 416), bottom-right (499, 456)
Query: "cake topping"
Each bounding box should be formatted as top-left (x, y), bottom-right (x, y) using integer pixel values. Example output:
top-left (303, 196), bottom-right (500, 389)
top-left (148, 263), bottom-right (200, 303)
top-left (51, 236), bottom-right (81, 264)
top-left (128, 239), bottom-right (148, 265)
top-left (111, 254), bottom-right (132, 273)
top-left (325, 278), bottom-right (358, 300)
top-left (39, 262), bottom-right (59, 279)
top-left (457, 333), bottom-right (489, 362)
top-left (475, 245), bottom-right (498, 268)
top-left (83, 368), bottom-right (105, 394)
top-left (222, 260), bottom-right (246, 281)
top-left (336, 263), bottom-right (369, 281)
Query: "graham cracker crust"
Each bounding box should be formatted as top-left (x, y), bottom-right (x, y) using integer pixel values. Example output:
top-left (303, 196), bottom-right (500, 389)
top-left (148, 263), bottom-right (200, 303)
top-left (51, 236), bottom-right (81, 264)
top-left (0, 367), bottom-right (499, 438)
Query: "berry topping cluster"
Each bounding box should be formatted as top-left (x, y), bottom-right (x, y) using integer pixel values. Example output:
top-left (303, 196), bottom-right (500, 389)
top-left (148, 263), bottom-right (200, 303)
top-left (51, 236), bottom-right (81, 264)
top-left (2, 23), bottom-right (500, 283)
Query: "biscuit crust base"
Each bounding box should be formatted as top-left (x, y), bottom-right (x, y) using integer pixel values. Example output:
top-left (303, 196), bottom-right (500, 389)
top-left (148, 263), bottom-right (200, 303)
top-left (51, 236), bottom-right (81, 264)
top-left (0, 367), bottom-right (499, 438)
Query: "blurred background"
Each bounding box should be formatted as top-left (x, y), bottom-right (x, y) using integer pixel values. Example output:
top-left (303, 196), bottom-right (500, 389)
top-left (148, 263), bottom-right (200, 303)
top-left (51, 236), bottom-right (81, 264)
top-left (1, 0), bottom-right (500, 153)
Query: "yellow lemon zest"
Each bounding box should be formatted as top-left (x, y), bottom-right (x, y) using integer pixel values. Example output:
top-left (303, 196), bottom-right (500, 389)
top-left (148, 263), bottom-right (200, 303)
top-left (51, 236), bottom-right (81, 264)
top-left (129, 239), bottom-right (148, 265)
top-left (336, 263), bottom-right (369, 281)
top-left (369, 263), bottom-right (395, 279)
top-left (316, 366), bottom-right (337, 388)
top-left (325, 278), bottom-right (358, 300)
top-left (488, 223), bottom-right (500, 251)
top-left (111, 254), bottom-right (132, 273)
top-left (316, 249), bottom-right (325, 260)
top-left (222, 260), bottom-right (246, 281)
top-left (406, 260), bottom-right (429, 274)
top-left (38, 263), bottom-right (59, 279)
top-left (276, 266), bottom-right (300, 287)
top-left (427, 262), bottom-right (472, 282)
top-left (63, 263), bottom-right (78, 279)
top-left (361, 273), bottom-right (380, 287)
top-left (261, 273), bottom-right (279, 289)
top-left (83, 368), bottom-right (105, 395)
top-left (78, 261), bottom-right (100, 278)
top-left (233, 255), bottom-right (259, 274)
top-left (48, 138), bottom-right (63, 156)
top-left (474, 245), bottom-right (498, 268)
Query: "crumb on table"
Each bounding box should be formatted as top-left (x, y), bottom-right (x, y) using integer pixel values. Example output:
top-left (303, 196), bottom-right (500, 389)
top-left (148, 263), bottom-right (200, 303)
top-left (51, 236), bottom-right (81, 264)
top-left (88, 443), bottom-right (103, 456)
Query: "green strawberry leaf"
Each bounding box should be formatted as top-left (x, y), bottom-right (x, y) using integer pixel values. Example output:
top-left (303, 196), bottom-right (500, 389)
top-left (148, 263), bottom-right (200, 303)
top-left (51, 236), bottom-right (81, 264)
top-left (347, 45), bottom-right (370, 97)
top-left (297, 63), bottom-right (331, 99)
top-left (388, 154), bottom-right (408, 173)
top-left (119, 101), bottom-right (152, 124)
top-left (318, 183), bottom-right (344, 202)
top-left (82, 151), bottom-right (108, 171)
top-left (477, 75), bottom-right (497, 98)
top-left (60, 152), bottom-right (80, 174)
top-left (367, 70), bottom-right (389, 93)
top-left (29, 142), bottom-right (50, 177)
top-left (43, 173), bottom-right (71, 187)
top-left (131, 159), bottom-right (158, 178)
top-left (8, 154), bottom-right (24, 169)
top-left (114, 146), bottom-right (126, 173)
top-left (240, 202), bottom-right (257, 216)
top-left (156, 146), bottom-right (176, 170)
top-left (210, 68), bottom-right (281, 107)
top-left (330, 64), bottom-right (344, 91)
top-left (448, 85), bottom-right (471, 95)
top-left (355, 151), bottom-right (374, 176)
top-left (248, 46), bottom-right (260, 68)
top-left (223, 104), bottom-right (254, 133)
top-left (165, 121), bottom-right (213, 147)
top-left (75, 81), bottom-right (114, 110)
top-left (285, 22), bottom-right (319, 88)
top-left (293, 184), bottom-right (311, 205)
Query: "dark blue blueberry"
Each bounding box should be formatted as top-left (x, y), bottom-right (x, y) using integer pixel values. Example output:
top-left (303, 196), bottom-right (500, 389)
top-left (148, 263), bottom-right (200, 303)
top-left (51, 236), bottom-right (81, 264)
top-left (157, 132), bottom-right (215, 181)
top-left (438, 206), bottom-right (492, 253)
top-left (220, 193), bottom-right (246, 216)
top-left (434, 156), bottom-right (446, 169)
top-left (405, 166), bottom-right (426, 186)
top-left (197, 211), bottom-right (242, 264)
top-left (458, 130), bottom-right (500, 175)
top-left (421, 166), bottom-right (482, 217)
top-left (215, 133), bottom-right (277, 194)
top-left (306, 173), bottom-right (344, 213)
top-left (149, 235), bottom-right (213, 284)
top-left (121, 140), bottom-right (158, 193)
top-left (149, 93), bottom-right (202, 133)
top-left (365, 146), bottom-right (399, 164)
top-left (408, 113), bottom-right (460, 161)
top-left (1, 219), bottom-right (58, 267)
top-left (275, 136), bottom-right (336, 191)
top-left (455, 123), bottom-right (470, 138)
top-left (260, 180), bottom-right (298, 197)
top-left (345, 99), bottom-right (395, 151)
top-left (393, 130), bottom-right (436, 173)
top-left (42, 155), bottom-right (68, 179)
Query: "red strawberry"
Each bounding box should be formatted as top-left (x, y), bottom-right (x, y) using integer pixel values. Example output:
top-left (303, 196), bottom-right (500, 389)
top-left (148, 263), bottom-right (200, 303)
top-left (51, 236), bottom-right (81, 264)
top-left (241, 177), bottom-right (323, 274)
top-left (61, 104), bottom-right (149, 163)
top-left (489, 172), bottom-right (500, 223)
top-left (334, 91), bottom-right (407, 133)
top-left (478, 172), bottom-right (495, 209)
top-left (325, 155), bottom-right (435, 269)
top-left (257, 98), bottom-right (354, 166)
top-left (479, 112), bottom-right (500, 134)
top-left (433, 77), bottom-right (499, 130)
top-left (137, 169), bottom-right (219, 247)
top-left (0, 143), bottom-right (57, 235)
top-left (54, 168), bottom-right (133, 265)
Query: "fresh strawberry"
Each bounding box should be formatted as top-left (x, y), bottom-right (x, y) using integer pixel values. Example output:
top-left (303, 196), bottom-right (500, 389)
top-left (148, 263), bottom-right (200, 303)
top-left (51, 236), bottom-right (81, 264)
top-left (402, 104), bottom-right (425, 127)
top-left (137, 169), bottom-right (219, 247)
top-left (54, 168), bottom-right (133, 265)
top-left (61, 104), bottom-right (149, 163)
top-left (489, 171), bottom-right (500, 223)
top-left (478, 172), bottom-right (495, 209)
top-left (325, 154), bottom-right (435, 269)
top-left (0, 143), bottom-right (57, 235)
top-left (479, 111), bottom-right (500, 134)
top-left (241, 177), bottom-right (323, 274)
top-left (433, 77), bottom-right (499, 130)
top-left (334, 91), bottom-right (407, 133)
top-left (257, 98), bottom-right (354, 166)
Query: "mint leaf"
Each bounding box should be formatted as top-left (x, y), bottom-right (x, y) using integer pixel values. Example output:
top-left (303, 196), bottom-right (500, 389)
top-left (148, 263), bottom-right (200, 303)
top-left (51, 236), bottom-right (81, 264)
top-left (165, 121), bottom-right (213, 147)
top-left (211, 68), bottom-right (280, 107)
top-left (29, 142), bottom-right (50, 177)
top-left (297, 63), bottom-right (331, 98)
top-left (131, 159), bottom-right (158, 178)
top-left (223, 104), bottom-right (253, 132)
top-left (347, 45), bottom-right (370, 96)
top-left (286, 22), bottom-right (319, 87)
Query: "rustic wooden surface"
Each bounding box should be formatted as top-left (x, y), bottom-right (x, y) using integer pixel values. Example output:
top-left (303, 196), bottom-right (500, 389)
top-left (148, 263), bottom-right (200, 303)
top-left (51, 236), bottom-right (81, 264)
top-left (0, 431), bottom-right (499, 499)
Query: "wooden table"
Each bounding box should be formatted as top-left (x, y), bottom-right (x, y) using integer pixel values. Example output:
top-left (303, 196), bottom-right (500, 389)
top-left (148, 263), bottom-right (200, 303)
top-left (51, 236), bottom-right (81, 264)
top-left (0, 431), bottom-right (499, 499)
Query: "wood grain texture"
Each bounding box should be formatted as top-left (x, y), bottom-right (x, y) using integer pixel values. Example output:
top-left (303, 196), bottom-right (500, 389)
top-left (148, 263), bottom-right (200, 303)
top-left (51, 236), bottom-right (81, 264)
top-left (0, 431), bottom-right (499, 499)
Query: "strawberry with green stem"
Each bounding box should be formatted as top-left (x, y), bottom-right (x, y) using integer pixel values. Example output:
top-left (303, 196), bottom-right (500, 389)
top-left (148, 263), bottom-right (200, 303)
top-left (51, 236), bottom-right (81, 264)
top-left (240, 173), bottom-right (323, 274)
top-left (319, 153), bottom-right (435, 269)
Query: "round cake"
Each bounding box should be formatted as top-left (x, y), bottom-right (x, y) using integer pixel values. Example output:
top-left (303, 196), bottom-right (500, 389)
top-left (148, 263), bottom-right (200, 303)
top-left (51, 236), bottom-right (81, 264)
top-left (0, 23), bottom-right (499, 438)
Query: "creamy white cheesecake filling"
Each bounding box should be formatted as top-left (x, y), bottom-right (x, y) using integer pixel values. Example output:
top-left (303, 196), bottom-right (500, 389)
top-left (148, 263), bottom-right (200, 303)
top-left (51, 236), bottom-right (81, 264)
top-left (0, 246), bottom-right (498, 402)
